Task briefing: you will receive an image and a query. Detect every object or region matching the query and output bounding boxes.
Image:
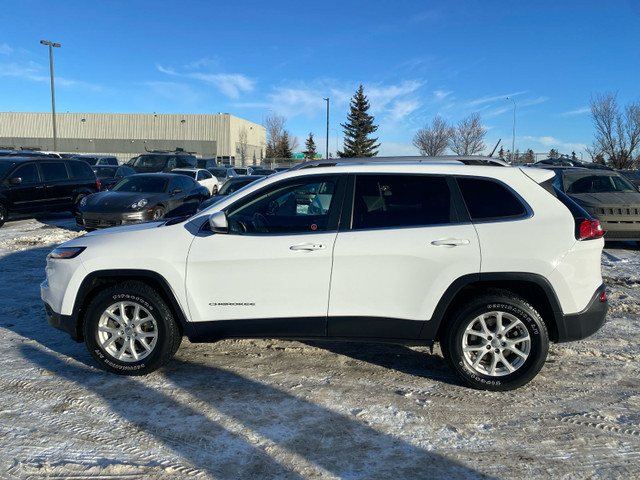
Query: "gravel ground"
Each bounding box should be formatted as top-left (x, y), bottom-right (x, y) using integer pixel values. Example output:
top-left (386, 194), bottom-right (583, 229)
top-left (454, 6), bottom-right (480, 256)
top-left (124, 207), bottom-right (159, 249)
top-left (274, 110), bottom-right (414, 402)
top-left (0, 215), bottom-right (638, 479)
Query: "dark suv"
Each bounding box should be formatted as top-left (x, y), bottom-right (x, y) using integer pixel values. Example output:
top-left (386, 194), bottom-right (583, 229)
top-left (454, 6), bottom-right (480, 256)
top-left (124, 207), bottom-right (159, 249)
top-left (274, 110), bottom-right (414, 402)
top-left (127, 153), bottom-right (197, 173)
top-left (0, 156), bottom-right (100, 227)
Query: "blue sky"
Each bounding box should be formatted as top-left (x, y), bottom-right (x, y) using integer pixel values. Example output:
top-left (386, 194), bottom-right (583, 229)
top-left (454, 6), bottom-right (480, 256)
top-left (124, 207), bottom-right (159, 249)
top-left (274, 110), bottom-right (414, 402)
top-left (1, 0), bottom-right (639, 159)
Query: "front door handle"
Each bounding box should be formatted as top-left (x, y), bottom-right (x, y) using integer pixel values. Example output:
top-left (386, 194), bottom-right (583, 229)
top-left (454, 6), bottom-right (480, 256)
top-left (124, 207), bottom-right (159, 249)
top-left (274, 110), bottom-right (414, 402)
top-left (431, 238), bottom-right (470, 247)
top-left (289, 243), bottom-right (326, 252)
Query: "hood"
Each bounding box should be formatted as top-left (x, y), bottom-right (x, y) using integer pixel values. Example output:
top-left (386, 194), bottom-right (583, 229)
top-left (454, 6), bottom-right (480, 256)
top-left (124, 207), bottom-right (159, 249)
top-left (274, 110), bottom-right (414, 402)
top-left (81, 190), bottom-right (164, 212)
top-left (569, 192), bottom-right (640, 208)
top-left (83, 218), bottom-right (168, 237)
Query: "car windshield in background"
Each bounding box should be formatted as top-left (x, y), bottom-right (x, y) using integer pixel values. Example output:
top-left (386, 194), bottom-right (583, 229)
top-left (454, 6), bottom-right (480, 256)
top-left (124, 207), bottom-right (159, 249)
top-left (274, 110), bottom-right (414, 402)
top-left (92, 166), bottom-right (117, 177)
top-left (208, 168), bottom-right (228, 177)
top-left (564, 173), bottom-right (637, 194)
top-left (0, 161), bottom-right (16, 179)
top-left (218, 176), bottom-right (265, 195)
top-left (112, 176), bottom-right (168, 193)
top-left (173, 170), bottom-right (196, 179)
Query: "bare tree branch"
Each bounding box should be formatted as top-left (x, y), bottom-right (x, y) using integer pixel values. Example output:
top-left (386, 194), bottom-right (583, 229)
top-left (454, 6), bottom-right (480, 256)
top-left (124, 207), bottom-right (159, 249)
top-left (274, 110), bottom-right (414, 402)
top-left (412, 115), bottom-right (452, 156)
top-left (449, 113), bottom-right (486, 155)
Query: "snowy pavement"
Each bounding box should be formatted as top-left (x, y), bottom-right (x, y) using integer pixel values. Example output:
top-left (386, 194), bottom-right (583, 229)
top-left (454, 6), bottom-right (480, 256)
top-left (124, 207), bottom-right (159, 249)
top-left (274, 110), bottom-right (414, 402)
top-left (0, 214), bottom-right (639, 479)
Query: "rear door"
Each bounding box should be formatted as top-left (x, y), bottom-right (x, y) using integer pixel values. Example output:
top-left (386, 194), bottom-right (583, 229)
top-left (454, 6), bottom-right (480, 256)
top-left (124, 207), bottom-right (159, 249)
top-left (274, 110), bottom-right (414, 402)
top-left (40, 161), bottom-right (73, 211)
top-left (328, 174), bottom-right (481, 339)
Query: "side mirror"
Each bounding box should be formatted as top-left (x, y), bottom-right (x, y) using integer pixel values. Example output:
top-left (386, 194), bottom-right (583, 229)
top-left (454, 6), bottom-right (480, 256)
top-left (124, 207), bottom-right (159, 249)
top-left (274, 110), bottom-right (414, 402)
top-left (10, 177), bottom-right (22, 185)
top-left (208, 211), bottom-right (228, 234)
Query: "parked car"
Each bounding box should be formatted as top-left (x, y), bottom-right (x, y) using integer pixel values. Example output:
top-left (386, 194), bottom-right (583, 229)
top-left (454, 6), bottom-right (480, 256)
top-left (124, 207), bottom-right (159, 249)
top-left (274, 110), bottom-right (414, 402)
top-left (75, 173), bottom-right (208, 230)
top-left (206, 167), bottom-right (239, 185)
top-left (616, 170), bottom-right (640, 190)
top-left (552, 169), bottom-right (640, 243)
top-left (196, 158), bottom-right (218, 170)
top-left (92, 165), bottom-right (136, 191)
top-left (43, 158), bottom-right (608, 391)
top-left (198, 175), bottom-right (266, 211)
top-left (127, 152), bottom-right (197, 173)
top-left (534, 158), bottom-right (612, 170)
top-left (0, 156), bottom-right (100, 227)
top-left (171, 168), bottom-right (219, 195)
top-left (251, 168), bottom-right (277, 176)
top-left (73, 154), bottom-right (119, 166)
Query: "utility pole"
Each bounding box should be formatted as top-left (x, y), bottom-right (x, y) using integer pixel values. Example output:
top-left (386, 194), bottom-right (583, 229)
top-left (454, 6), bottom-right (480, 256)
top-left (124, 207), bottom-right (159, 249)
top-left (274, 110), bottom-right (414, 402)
top-left (40, 40), bottom-right (61, 151)
top-left (323, 97), bottom-right (329, 159)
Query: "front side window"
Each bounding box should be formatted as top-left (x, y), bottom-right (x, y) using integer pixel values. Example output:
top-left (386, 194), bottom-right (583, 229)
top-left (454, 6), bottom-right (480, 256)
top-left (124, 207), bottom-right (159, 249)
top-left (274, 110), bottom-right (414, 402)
top-left (226, 176), bottom-right (338, 234)
top-left (352, 175), bottom-right (453, 229)
top-left (40, 162), bottom-right (69, 182)
top-left (12, 164), bottom-right (40, 184)
top-left (457, 177), bottom-right (527, 221)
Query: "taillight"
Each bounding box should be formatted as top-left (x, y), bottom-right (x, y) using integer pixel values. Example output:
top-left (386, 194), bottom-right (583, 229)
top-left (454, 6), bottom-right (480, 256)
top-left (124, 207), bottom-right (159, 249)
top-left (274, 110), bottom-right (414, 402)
top-left (96, 178), bottom-right (101, 191)
top-left (599, 290), bottom-right (607, 303)
top-left (579, 219), bottom-right (604, 240)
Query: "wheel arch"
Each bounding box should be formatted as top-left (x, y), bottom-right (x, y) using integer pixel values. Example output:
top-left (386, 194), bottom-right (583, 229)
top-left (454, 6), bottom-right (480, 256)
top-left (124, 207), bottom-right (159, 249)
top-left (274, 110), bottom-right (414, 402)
top-left (423, 273), bottom-right (562, 343)
top-left (72, 269), bottom-right (196, 342)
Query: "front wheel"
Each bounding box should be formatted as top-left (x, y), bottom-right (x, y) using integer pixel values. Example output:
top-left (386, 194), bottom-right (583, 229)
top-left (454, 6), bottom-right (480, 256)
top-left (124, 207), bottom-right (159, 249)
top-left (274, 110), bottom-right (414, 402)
top-left (83, 281), bottom-right (182, 375)
top-left (441, 290), bottom-right (549, 391)
top-left (152, 206), bottom-right (166, 220)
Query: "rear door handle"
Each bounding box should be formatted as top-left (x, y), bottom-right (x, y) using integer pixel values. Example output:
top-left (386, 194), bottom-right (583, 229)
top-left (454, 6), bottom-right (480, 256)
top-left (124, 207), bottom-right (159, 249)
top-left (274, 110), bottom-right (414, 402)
top-left (289, 243), bottom-right (326, 252)
top-left (431, 238), bottom-right (470, 247)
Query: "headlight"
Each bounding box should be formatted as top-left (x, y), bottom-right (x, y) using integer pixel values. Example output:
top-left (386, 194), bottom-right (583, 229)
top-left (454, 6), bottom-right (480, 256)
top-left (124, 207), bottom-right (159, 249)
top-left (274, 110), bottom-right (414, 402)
top-left (49, 246), bottom-right (86, 259)
top-left (80, 196), bottom-right (88, 207)
top-left (130, 198), bottom-right (149, 209)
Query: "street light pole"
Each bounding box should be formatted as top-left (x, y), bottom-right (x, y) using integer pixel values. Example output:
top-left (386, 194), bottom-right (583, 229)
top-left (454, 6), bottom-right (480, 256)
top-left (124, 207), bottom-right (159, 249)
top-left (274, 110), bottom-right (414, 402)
top-left (40, 40), bottom-right (61, 151)
top-left (506, 96), bottom-right (516, 163)
top-left (323, 97), bottom-right (329, 159)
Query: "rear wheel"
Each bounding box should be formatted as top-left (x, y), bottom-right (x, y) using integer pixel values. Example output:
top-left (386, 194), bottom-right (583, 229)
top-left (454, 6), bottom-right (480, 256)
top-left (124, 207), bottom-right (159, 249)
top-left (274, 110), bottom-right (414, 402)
top-left (72, 193), bottom-right (87, 215)
top-left (441, 290), bottom-right (549, 391)
top-left (83, 281), bottom-right (182, 375)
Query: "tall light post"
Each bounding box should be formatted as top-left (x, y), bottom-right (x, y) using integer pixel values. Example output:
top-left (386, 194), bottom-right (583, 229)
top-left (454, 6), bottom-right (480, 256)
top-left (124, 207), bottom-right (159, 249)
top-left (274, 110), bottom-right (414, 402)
top-left (40, 40), bottom-right (61, 151)
top-left (323, 97), bottom-right (329, 159)
top-left (506, 96), bottom-right (516, 163)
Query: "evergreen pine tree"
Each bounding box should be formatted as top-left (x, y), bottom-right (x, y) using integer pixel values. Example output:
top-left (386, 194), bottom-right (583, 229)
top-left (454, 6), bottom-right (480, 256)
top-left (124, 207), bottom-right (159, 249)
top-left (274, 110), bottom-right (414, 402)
top-left (277, 131), bottom-right (293, 159)
top-left (338, 85), bottom-right (380, 157)
top-left (304, 133), bottom-right (317, 160)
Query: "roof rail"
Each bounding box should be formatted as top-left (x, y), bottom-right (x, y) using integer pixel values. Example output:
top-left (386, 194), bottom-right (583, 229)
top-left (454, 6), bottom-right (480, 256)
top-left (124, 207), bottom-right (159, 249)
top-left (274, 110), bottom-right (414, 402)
top-left (290, 155), bottom-right (509, 170)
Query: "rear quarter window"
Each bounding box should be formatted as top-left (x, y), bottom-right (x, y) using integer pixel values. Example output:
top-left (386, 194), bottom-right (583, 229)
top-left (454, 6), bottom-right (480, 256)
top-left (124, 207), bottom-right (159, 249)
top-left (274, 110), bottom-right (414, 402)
top-left (457, 177), bottom-right (527, 221)
top-left (40, 162), bottom-right (69, 182)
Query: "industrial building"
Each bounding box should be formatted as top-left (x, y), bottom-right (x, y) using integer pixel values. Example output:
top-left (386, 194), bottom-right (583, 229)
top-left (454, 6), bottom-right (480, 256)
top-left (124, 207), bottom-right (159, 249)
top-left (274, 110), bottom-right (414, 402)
top-left (0, 112), bottom-right (266, 165)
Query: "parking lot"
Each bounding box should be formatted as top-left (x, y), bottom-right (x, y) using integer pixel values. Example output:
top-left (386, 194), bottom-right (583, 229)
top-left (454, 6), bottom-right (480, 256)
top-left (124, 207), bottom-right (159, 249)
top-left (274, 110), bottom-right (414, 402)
top-left (0, 215), bottom-right (639, 479)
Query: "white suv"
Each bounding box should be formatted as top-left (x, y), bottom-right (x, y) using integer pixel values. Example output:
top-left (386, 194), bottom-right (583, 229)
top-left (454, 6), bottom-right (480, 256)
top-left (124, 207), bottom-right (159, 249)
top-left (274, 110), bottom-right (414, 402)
top-left (41, 158), bottom-right (608, 390)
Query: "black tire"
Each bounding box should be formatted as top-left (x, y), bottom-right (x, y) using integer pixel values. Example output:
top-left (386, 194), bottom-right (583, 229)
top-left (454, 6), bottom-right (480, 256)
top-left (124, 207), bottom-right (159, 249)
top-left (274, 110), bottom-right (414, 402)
top-left (83, 281), bottom-right (182, 375)
top-left (72, 193), bottom-right (88, 215)
top-left (152, 206), bottom-right (166, 220)
top-left (0, 202), bottom-right (6, 228)
top-left (441, 289), bottom-right (549, 391)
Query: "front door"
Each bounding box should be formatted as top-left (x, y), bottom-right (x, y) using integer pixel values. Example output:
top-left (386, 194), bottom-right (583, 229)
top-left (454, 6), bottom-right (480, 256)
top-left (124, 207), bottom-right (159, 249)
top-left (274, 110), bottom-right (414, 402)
top-left (185, 174), bottom-right (345, 337)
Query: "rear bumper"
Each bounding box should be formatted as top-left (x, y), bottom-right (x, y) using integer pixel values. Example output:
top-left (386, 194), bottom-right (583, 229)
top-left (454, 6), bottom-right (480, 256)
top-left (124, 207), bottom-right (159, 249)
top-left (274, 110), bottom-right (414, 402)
top-left (555, 283), bottom-right (608, 343)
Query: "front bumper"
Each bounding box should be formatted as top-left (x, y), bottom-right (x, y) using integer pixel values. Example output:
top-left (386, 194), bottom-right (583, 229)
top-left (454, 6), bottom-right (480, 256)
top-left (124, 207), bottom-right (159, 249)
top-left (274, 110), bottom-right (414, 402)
top-left (76, 210), bottom-right (152, 229)
top-left (555, 283), bottom-right (608, 342)
top-left (43, 300), bottom-right (82, 341)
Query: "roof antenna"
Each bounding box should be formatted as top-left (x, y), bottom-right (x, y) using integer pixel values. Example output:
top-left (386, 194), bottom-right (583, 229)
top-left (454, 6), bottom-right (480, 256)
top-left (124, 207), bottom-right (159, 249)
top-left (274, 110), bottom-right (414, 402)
top-left (489, 139), bottom-right (501, 157)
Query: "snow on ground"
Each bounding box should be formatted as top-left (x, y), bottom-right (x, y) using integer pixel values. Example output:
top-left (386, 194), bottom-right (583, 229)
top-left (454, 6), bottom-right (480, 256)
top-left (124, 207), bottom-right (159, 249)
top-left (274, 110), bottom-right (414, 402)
top-left (0, 214), bottom-right (639, 479)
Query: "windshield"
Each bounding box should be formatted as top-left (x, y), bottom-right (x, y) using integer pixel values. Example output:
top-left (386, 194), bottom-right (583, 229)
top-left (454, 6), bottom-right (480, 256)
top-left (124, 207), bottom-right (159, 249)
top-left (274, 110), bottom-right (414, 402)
top-left (219, 177), bottom-right (260, 195)
top-left (112, 176), bottom-right (168, 193)
top-left (564, 173), bottom-right (637, 194)
top-left (0, 161), bottom-right (16, 179)
top-left (92, 166), bottom-right (117, 178)
top-left (208, 168), bottom-right (228, 177)
top-left (173, 170), bottom-right (197, 179)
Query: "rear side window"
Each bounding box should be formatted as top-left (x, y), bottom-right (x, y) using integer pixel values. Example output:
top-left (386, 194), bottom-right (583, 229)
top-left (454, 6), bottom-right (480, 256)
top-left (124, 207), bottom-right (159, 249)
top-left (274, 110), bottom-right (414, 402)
top-left (40, 162), bottom-right (69, 182)
top-left (176, 156), bottom-right (197, 168)
top-left (68, 161), bottom-right (95, 179)
top-left (457, 177), bottom-right (526, 221)
top-left (353, 175), bottom-right (453, 229)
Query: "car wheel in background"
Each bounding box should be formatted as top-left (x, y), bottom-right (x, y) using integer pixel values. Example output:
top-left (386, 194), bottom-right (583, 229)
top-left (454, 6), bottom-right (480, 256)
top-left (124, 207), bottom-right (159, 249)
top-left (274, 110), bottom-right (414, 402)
top-left (0, 203), bottom-right (6, 227)
top-left (212, 185), bottom-right (218, 195)
top-left (441, 289), bottom-right (549, 391)
top-left (83, 281), bottom-right (182, 375)
top-left (72, 193), bottom-right (88, 215)
top-left (152, 206), bottom-right (166, 220)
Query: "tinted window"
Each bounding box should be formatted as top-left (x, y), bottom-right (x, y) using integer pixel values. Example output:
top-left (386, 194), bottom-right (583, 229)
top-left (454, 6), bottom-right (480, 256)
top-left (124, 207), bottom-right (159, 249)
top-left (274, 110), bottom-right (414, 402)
top-left (0, 161), bottom-right (16, 179)
top-left (227, 177), bottom-right (338, 234)
top-left (352, 175), bottom-right (452, 229)
top-left (12, 164), bottom-right (40, 184)
top-left (68, 161), bottom-right (94, 179)
top-left (197, 170), bottom-right (212, 180)
top-left (113, 176), bottom-right (168, 193)
top-left (175, 156), bottom-right (197, 168)
top-left (93, 166), bottom-right (118, 178)
top-left (171, 177), bottom-right (193, 191)
top-left (40, 162), bottom-right (69, 182)
top-left (173, 170), bottom-right (197, 179)
top-left (457, 177), bottom-right (526, 220)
